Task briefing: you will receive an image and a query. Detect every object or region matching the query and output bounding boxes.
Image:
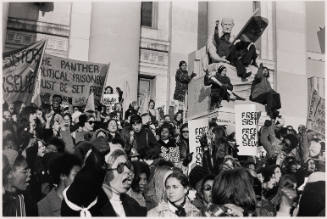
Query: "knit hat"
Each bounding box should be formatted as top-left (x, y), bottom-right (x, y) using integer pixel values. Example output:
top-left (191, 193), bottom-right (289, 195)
top-left (74, 141), bottom-right (94, 162)
top-left (62, 148), bottom-right (106, 216)
top-left (189, 165), bottom-right (209, 189)
top-left (217, 65), bottom-right (226, 74)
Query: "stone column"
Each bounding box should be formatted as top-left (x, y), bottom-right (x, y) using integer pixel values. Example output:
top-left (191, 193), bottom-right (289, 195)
top-left (275, 2), bottom-right (307, 127)
top-left (169, 1), bottom-right (198, 107)
top-left (3, 2), bottom-right (9, 47)
top-left (69, 2), bottom-right (92, 61)
top-left (260, 2), bottom-right (274, 61)
top-left (88, 2), bottom-right (141, 110)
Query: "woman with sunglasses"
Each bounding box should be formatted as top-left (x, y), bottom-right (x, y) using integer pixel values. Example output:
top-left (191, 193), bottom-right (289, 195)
top-left (148, 170), bottom-right (201, 217)
top-left (71, 114), bottom-right (95, 144)
top-left (176, 123), bottom-right (193, 168)
top-left (199, 175), bottom-right (215, 215)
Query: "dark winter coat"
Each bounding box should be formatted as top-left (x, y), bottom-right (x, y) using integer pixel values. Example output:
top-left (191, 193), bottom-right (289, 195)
top-left (204, 73), bottom-right (233, 101)
top-left (134, 127), bottom-right (161, 160)
top-left (250, 66), bottom-right (273, 100)
top-left (61, 189), bottom-right (147, 216)
top-left (173, 69), bottom-right (193, 102)
top-left (97, 190), bottom-right (147, 216)
top-left (3, 192), bottom-right (26, 216)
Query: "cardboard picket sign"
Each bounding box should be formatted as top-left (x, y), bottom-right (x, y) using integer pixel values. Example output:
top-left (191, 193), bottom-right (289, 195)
top-left (235, 104), bottom-right (259, 156)
top-left (232, 15), bottom-right (269, 45)
top-left (188, 117), bottom-right (209, 174)
top-left (102, 93), bottom-right (119, 106)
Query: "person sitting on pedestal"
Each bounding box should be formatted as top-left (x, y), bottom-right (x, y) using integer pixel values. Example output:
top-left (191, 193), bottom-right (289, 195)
top-left (228, 34), bottom-right (258, 81)
top-left (250, 64), bottom-right (281, 119)
top-left (204, 66), bottom-right (233, 110)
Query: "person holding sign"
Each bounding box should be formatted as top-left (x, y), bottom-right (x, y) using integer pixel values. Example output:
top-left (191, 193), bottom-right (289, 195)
top-left (204, 65), bottom-right (233, 110)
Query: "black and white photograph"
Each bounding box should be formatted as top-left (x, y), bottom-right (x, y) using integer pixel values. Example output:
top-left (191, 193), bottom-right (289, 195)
top-left (2, 1), bottom-right (325, 217)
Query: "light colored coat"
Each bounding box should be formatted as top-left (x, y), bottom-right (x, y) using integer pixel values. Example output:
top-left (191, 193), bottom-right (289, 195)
top-left (148, 199), bottom-right (201, 217)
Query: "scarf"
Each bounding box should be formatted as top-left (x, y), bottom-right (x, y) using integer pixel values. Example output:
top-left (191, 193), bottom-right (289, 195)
top-left (169, 198), bottom-right (186, 216)
top-left (63, 187), bottom-right (98, 217)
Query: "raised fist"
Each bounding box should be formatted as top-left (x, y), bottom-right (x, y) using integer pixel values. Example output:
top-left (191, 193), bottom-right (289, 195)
top-left (199, 134), bottom-right (208, 147)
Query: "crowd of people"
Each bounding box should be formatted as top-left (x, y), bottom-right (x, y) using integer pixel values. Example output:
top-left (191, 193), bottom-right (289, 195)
top-left (2, 16), bottom-right (325, 218)
top-left (2, 85), bottom-right (325, 216)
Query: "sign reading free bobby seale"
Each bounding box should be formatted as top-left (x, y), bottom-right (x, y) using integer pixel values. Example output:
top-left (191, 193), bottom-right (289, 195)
top-left (40, 54), bottom-right (110, 106)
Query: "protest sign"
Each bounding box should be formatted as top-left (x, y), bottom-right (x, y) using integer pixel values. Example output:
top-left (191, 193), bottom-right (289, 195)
top-left (40, 54), bottom-right (109, 106)
top-left (235, 104), bottom-right (259, 156)
top-left (3, 40), bottom-right (47, 104)
top-left (307, 90), bottom-right (325, 136)
top-left (188, 117), bottom-right (209, 173)
top-left (102, 93), bottom-right (119, 106)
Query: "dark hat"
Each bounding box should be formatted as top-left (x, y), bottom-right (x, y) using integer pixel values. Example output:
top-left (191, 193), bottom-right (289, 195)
top-left (298, 180), bottom-right (325, 216)
top-left (217, 65), bottom-right (226, 74)
top-left (63, 148), bottom-right (106, 215)
top-left (189, 165), bottom-right (209, 188)
top-left (74, 141), bottom-right (94, 161)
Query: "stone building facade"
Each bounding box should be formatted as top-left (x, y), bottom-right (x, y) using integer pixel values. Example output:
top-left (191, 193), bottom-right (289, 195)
top-left (2, 1), bottom-right (325, 127)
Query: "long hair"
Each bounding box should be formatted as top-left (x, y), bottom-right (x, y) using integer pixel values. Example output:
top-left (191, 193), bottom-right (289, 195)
top-left (131, 161), bottom-right (150, 193)
top-left (212, 168), bottom-right (256, 215)
top-left (147, 165), bottom-right (173, 204)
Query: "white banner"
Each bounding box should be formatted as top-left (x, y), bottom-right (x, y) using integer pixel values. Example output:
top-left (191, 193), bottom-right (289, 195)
top-left (188, 117), bottom-right (209, 173)
top-left (235, 104), bottom-right (259, 156)
top-left (102, 93), bottom-right (119, 106)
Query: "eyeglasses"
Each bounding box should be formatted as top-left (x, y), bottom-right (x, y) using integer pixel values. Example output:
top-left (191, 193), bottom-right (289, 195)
top-left (203, 186), bottom-right (212, 191)
top-left (107, 161), bottom-right (133, 174)
top-left (182, 130), bottom-right (189, 133)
